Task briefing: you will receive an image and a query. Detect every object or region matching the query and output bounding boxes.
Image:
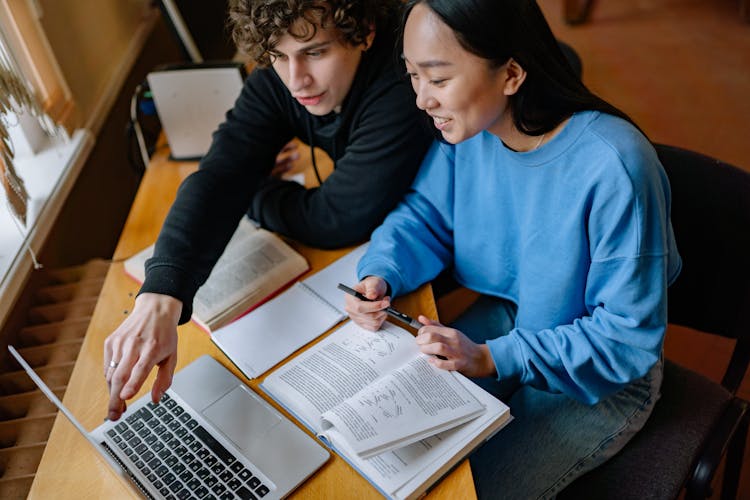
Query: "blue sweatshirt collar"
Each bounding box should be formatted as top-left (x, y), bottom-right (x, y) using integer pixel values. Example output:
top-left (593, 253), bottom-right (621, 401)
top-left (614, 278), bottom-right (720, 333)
top-left (491, 111), bottom-right (599, 166)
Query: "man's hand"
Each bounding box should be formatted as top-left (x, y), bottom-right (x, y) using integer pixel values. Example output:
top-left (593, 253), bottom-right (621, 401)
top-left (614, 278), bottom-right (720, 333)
top-left (103, 293), bottom-right (182, 421)
top-left (270, 140), bottom-right (300, 178)
top-left (343, 276), bottom-right (390, 331)
top-left (415, 317), bottom-right (497, 377)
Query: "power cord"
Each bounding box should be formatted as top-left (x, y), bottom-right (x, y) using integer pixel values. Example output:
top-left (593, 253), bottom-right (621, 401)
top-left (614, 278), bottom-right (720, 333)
top-left (131, 83), bottom-right (150, 171)
top-left (126, 81), bottom-right (160, 175)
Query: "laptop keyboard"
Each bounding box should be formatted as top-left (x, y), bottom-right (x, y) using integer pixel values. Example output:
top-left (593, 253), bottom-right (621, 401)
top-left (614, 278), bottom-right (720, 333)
top-left (105, 393), bottom-right (270, 500)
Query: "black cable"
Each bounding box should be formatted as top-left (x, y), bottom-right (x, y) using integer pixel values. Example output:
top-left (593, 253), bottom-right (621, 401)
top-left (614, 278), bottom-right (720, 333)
top-left (304, 116), bottom-right (324, 186)
top-left (130, 83), bottom-right (151, 170)
top-left (309, 143), bottom-right (324, 186)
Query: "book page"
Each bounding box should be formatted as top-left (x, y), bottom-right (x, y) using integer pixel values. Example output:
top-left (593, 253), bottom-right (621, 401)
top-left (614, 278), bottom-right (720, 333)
top-left (193, 221), bottom-right (307, 326)
top-left (320, 356), bottom-right (485, 458)
top-left (122, 219), bottom-right (308, 331)
top-left (302, 242), bottom-right (368, 314)
top-left (261, 322), bottom-right (419, 430)
top-left (211, 283), bottom-right (344, 379)
top-left (123, 245), bottom-right (150, 282)
top-left (123, 220), bottom-right (264, 287)
top-left (335, 374), bottom-right (511, 498)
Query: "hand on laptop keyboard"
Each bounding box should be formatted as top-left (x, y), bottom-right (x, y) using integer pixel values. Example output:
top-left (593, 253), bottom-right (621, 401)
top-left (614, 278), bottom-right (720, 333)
top-left (105, 393), bottom-right (272, 499)
top-left (104, 293), bottom-right (182, 421)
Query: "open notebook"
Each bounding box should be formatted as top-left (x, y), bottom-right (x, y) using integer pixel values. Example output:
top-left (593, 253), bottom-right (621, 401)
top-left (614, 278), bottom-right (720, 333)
top-left (211, 243), bottom-right (368, 379)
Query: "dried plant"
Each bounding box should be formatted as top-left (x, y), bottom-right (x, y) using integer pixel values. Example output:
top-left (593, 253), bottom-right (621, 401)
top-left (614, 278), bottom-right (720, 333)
top-left (0, 56), bottom-right (47, 226)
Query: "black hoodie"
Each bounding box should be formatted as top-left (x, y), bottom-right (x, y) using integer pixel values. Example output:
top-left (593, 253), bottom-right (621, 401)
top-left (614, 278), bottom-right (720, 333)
top-left (141, 9), bottom-right (432, 324)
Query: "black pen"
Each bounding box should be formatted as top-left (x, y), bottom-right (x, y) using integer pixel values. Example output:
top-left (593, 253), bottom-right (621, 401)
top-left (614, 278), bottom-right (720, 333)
top-left (337, 283), bottom-right (422, 329)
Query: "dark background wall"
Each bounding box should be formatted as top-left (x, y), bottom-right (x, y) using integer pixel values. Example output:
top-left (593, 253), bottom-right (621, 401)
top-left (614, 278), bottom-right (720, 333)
top-left (165, 0), bottom-right (237, 62)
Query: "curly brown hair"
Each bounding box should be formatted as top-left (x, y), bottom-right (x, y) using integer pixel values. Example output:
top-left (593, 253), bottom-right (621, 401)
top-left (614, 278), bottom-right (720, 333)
top-left (228, 0), bottom-right (401, 67)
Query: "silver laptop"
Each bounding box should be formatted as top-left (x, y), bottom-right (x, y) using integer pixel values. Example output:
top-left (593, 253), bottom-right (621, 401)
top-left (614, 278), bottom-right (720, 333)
top-left (8, 347), bottom-right (329, 499)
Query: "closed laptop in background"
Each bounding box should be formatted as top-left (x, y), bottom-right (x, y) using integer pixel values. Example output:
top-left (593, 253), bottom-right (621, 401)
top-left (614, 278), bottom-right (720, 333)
top-left (147, 62), bottom-right (246, 161)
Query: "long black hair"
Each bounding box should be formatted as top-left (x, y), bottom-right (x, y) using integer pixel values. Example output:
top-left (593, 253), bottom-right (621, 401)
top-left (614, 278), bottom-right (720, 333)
top-left (403, 0), bottom-right (636, 137)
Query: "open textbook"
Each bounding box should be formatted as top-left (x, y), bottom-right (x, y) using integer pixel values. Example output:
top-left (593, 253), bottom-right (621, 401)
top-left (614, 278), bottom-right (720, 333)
top-left (124, 218), bottom-right (308, 332)
top-left (261, 321), bottom-right (512, 500)
top-left (210, 244), bottom-right (368, 379)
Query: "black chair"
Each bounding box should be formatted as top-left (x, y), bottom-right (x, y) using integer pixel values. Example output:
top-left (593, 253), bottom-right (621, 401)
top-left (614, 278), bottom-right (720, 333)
top-left (560, 144), bottom-right (750, 499)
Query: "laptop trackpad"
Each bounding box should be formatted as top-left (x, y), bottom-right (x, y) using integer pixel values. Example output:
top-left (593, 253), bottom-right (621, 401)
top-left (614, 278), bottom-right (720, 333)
top-left (202, 385), bottom-right (281, 452)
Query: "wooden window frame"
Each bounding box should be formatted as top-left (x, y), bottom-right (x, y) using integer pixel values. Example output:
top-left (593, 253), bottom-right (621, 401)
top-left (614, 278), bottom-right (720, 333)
top-left (0, 0), bottom-right (77, 132)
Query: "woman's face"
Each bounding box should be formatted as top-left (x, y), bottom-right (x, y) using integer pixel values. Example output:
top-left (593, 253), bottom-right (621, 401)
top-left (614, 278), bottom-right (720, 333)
top-left (403, 3), bottom-right (514, 144)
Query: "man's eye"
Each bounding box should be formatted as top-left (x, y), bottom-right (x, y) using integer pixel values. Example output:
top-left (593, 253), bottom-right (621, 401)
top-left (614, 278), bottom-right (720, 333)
top-left (406, 72), bottom-right (419, 80)
top-left (430, 79), bottom-right (446, 86)
top-left (306, 50), bottom-right (323, 57)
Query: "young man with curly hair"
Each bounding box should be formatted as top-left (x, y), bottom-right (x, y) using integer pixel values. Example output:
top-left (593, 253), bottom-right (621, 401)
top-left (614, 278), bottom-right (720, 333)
top-left (103, 0), bottom-right (432, 421)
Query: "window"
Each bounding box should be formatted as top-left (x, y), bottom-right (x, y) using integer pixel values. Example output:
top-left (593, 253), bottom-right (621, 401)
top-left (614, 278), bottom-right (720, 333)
top-left (1, 0), bottom-right (75, 227)
top-left (0, 0), bottom-right (77, 131)
top-left (0, 0), bottom-right (93, 327)
top-left (1, 31), bottom-right (35, 226)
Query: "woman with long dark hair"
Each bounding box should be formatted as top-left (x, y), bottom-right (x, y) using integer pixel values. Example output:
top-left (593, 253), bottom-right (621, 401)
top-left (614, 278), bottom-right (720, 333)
top-left (344, 1), bottom-right (681, 497)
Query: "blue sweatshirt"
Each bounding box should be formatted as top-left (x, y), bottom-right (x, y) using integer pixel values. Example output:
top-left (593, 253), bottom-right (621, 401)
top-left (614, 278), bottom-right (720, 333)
top-left (358, 111), bottom-right (681, 404)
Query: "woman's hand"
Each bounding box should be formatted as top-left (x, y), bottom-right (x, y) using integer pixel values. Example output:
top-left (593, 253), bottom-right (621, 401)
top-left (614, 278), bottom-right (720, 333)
top-left (343, 276), bottom-right (390, 331)
top-left (103, 293), bottom-right (182, 421)
top-left (415, 317), bottom-right (497, 378)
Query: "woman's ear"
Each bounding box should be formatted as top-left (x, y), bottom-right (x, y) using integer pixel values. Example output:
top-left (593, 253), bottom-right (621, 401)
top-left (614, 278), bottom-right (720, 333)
top-left (502, 58), bottom-right (527, 96)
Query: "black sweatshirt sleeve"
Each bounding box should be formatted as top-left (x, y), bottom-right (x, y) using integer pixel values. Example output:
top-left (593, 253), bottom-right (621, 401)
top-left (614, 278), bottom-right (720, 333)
top-left (140, 70), bottom-right (295, 324)
top-left (249, 79), bottom-right (431, 248)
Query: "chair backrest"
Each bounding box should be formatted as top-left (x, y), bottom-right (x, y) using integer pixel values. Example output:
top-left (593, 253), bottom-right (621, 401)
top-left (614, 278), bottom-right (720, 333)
top-left (656, 143), bottom-right (750, 391)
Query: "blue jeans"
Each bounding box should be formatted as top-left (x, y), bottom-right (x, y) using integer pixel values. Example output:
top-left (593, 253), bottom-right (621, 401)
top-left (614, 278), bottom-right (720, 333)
top-left (451, 295), bottom-right (663, 500)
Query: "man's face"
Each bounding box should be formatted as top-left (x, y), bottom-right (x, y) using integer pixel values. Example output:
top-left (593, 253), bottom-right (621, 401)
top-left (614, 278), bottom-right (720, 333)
top-left (271, 20), bottom-right (372, 115)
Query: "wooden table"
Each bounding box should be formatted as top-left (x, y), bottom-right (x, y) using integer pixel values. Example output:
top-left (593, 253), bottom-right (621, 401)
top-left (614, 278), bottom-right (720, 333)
top-left (28, 145), bottom-right (476, 499)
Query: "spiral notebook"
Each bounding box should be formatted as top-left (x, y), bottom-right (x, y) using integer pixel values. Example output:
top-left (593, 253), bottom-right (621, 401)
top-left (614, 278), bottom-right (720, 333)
top-left (211, 243), bottom-right (368, 379)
